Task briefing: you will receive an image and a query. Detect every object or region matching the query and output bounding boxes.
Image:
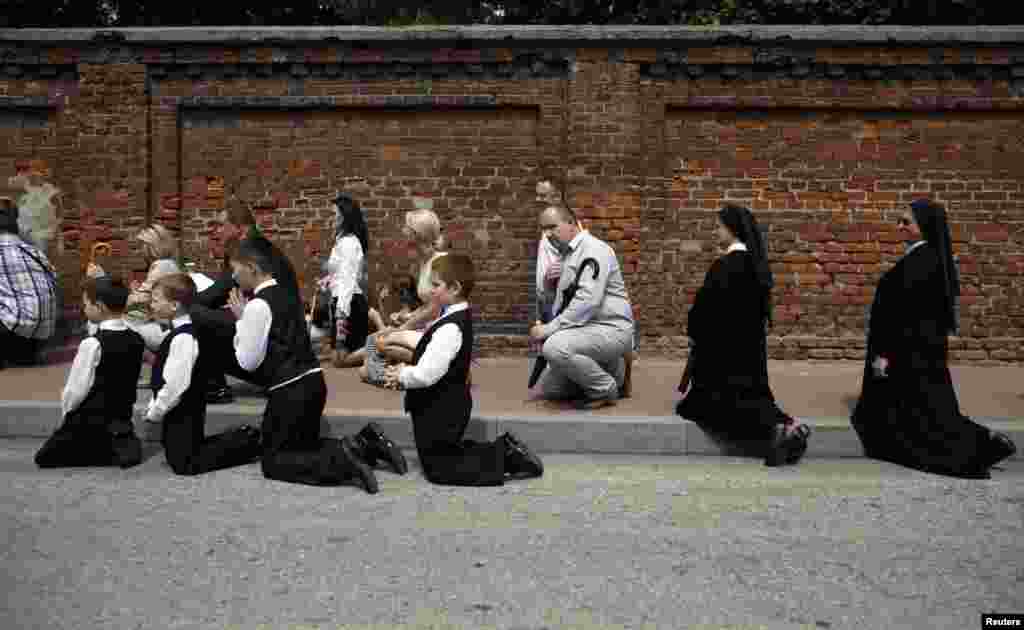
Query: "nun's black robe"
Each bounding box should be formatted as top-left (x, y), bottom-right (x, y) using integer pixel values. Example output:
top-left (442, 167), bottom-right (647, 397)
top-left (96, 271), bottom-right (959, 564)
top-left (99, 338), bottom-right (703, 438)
top-left (851, 243), bottom-right (993, 479)
top-left (676, 250), bottom-right (793, 441)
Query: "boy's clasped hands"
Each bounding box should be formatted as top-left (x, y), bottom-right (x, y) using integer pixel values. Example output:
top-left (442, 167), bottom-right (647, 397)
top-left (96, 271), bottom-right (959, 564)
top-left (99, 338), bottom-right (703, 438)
top-left (382, 363), bottom-right (407, 391)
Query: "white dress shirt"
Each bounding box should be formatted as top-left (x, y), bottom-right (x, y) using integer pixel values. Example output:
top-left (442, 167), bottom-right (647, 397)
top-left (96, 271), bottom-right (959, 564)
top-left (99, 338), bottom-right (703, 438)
top-left (61, 318), bottom-right (128, 417)
top-left (398, 301), bottom-right (468, 390)
top-left (535, 236), bottom-right (562, 296)
top-left (326, 234), bottom-right (365, 319)
top-left (145, 314), bottom-right (200, 423)
top-left (726, 241), bottom-right (749, 254)
top-left (234, 278), bottom-right (322, 391)
top-left (88, 318), bottom-right (168, 350)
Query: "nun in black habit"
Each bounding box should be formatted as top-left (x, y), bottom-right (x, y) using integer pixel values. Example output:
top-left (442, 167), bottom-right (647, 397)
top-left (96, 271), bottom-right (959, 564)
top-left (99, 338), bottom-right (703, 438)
top-left (676, 205), bottom-right (811, 466)
top-left (851, 199), bottom-right (1016, 479)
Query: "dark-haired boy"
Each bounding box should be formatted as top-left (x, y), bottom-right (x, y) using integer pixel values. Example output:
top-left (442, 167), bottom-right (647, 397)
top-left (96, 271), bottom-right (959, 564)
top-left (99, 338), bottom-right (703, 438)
top-left (383, 254), bottom-right (543, 486)
top-left (146, 273), bottom-right (262, 475)
top-left (229, 238), bottom-right (407, 493)
top-left (35, 276), bottom-right (144, 468)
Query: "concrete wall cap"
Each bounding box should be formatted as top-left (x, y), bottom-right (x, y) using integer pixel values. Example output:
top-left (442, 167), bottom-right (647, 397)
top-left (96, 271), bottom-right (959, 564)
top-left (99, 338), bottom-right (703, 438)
top-left (2, 26), bottom-right (1024, 46)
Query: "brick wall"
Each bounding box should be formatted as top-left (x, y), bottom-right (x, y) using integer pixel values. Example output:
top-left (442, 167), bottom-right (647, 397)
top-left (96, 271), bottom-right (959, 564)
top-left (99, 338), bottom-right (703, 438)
top-left (1, 27), bottom-right (1023, 363)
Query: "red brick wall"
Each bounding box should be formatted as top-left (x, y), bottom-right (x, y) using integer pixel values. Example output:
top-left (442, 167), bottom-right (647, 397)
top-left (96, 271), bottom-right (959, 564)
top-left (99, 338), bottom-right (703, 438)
top-left (1, 32), bottom-right (1023, 362)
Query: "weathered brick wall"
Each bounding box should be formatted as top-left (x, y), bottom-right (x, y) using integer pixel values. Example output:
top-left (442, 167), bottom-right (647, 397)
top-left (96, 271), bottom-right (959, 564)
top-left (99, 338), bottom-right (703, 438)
top-left (2, 27), bottom-right (1023, 362)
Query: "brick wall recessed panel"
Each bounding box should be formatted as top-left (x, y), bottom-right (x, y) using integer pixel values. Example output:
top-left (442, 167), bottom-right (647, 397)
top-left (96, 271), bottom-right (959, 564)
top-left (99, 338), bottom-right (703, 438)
top-left (179, 107), bottom-right (540, 325)
top-left (654, 108), bottom-right (1024, 345)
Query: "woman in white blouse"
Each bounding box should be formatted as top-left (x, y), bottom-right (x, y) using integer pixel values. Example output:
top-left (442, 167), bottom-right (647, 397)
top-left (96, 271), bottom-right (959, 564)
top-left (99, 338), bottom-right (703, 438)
top-left (327, 194), bottom-right (372, 368)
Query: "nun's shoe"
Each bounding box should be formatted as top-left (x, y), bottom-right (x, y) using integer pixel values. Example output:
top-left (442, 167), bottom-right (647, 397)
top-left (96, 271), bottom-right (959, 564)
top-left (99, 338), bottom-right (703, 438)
top-left (503, 432), bottom-right (543, 480)
top-left (765, 423), bottom-right (810, 467)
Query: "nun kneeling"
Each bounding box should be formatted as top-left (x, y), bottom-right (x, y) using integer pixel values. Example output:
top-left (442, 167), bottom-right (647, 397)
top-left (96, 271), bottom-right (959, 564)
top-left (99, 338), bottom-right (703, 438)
top-left (851, 199), bottom-right (1016, 479)
top-left (676, 205), bottom-right (810, 466)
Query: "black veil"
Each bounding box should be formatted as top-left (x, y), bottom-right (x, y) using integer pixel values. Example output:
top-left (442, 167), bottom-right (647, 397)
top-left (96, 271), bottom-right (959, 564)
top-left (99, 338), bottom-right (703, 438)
top-left (719, 204), bottom-right (774, 326)
top-left (910, 198), bottom-right (960, 334)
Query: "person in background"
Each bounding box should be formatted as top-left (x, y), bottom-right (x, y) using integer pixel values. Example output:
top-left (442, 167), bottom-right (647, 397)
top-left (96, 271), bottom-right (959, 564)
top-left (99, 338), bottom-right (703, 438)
top-left (0, 198), bottom-right (57, 369)
top-left (325, 193), bottom-right (371, 369)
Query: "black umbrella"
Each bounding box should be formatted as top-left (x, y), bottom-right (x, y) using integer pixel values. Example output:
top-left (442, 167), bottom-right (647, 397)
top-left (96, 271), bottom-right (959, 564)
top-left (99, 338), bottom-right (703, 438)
top-left (528, 257), bottom-right (600, 388)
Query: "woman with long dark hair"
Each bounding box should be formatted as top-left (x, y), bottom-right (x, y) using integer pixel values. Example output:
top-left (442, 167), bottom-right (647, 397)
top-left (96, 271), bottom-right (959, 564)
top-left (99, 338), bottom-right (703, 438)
top-left (676, 204), bottom-right (810, 466)
top-left (851, 199), bottom-right (1016, 478)
top-left (326, 193), bottom-right (371, 368)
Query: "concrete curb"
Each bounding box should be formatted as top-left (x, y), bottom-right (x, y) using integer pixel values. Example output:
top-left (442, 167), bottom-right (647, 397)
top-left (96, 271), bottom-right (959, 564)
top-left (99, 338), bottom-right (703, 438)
top-left (2, 400), bottom-right (1020, 461)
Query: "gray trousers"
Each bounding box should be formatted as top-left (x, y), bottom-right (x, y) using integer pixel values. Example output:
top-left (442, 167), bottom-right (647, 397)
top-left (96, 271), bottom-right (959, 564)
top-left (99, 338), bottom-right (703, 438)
top-left (538, 323), bottom-right (633, 401)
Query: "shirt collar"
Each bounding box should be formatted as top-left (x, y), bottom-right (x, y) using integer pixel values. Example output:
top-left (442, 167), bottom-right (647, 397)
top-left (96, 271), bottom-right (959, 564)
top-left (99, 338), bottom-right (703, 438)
top-left (437, 301), bottom-right (469, 320)
top-left (255, 278), bottom-right (278, 294)
top-left (172, 314), bottom-right (192, 329)
top-left (97, 318), bottom-right (128, 331)
top-left (566, 230), bottom-right (587, 253)
top-left (726, 241), bottom-right (749, 254)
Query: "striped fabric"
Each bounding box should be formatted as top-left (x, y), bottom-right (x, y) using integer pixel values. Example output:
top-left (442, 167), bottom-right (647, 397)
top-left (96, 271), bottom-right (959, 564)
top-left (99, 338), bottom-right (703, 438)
top-left (0, 233), bottom-right (57, 340)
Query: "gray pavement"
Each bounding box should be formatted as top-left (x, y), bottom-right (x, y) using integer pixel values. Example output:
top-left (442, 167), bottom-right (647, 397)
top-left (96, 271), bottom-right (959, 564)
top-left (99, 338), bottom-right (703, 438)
top-left (2, 438), bottom-right (1022, 630)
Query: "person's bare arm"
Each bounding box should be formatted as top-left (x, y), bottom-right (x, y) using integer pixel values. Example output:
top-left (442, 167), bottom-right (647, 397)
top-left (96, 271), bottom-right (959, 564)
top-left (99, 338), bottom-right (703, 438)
top-left (395, 301), bottom-right (439, 332)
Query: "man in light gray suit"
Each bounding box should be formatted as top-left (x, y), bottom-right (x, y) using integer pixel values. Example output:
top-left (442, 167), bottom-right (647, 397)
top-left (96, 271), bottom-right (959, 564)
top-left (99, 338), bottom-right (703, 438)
top-left (529, 204), bottom-right (635, 410)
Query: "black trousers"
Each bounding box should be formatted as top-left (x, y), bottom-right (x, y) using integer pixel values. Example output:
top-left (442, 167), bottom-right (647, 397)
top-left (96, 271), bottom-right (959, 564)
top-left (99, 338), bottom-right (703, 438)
top-left (0, 324), bottom-right (42, 367)
top-left (189, 307), bottom-right (255, 389)
top-left (161, 401), bottom-right (260, 476)
top-left (410, 390), bottom-right (504, 486)
top-left (260, 371), bottom-right (352, 486)
top-left (35, 413), bottom-right (142, 468)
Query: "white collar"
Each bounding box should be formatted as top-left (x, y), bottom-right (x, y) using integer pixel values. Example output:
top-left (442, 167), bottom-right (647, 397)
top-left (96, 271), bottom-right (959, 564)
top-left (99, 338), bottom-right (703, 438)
top-left (254, 278), bottom-right (278, 294)
top-left (96, 318), bottom-right (128, 331)
top-left (171, 314), bottom-right (192, 329)
top-left (726, 241), bottom-right (749, 254)
top-left (905, 240), bottom-right (926, 255)
top-left (436, 301), bottom-right (469, 321)
top-left (566, 230), bottom-right (587, 252)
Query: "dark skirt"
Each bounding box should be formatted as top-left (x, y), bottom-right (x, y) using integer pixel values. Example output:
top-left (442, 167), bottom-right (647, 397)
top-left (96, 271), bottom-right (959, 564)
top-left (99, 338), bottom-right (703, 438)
top-left (851, 352), bottom-right (994, 479)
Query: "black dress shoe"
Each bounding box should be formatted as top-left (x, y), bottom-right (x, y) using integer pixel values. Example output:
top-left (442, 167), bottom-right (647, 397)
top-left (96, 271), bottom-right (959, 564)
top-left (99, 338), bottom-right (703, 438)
top-left (353, 422), bottom-right (408, 475)
top-left (765, 423), bottom-right (810, 467)
top-left (335, 437), bottom-right (379, 494)
top-left (206, 386), bottom-right (235, 405)
top-left (985, 431), bottom-right (1017, 470)
top-left (503, 432), bottom-right (543, 479)
top-left (234, 424), bottom-right (263, 462)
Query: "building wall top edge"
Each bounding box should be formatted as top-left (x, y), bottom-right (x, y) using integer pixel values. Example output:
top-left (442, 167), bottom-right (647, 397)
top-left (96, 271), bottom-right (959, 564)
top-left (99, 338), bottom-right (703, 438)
top-left (2, 25), bottom-right (1024, 46)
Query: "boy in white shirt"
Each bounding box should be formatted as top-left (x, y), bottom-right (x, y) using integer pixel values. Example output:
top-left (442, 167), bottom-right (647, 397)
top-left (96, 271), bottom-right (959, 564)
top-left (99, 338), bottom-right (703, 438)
top-left (35, 276), bottom-right (145, 468)
top-left (145, 274), bottom-right (262, 475)
top-left (384, 254), bottom-right (543, 485)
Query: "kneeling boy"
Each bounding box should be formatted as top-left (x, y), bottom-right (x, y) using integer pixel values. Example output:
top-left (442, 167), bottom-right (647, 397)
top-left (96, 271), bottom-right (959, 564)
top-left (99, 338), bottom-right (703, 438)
top-left (35, 276), bottom-right (145, 468)
top-left (384, 254), bottom-right (543, 485)
top-left (229, 238), bottom-right (406, 493)
top-left (146, 273), bottom-right (262, 475)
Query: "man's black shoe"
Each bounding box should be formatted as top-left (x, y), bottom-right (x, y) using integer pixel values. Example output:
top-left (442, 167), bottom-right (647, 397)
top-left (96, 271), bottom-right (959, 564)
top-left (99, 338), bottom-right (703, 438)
top-left (337, 437), bottom-right (379, 494)
top-left (206, 386), bottom-right (235, 405)
top-left (234, 424), bottom-right (263, 462)
top-left (503, 432), bottom-right (543, 479)
top-left (353, 422), bottom-right (408, 475)
top-left (765, 423), bottom-right (810, 467)
top-left (985, 431), bottom-right (1017, 470)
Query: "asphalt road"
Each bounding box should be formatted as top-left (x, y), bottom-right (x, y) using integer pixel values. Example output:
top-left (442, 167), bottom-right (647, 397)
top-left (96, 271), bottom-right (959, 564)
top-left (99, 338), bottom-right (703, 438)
top-left (1, 438), bottom-right (1021, 630)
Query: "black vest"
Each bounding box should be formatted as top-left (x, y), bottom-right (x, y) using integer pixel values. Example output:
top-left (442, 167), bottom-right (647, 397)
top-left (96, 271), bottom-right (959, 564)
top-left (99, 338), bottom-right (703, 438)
top-left (69, 326), bottom-right (144, 425)
top-left (404, 307), bottom-right (473, 414)
top-left (248, 283), bottom-right (318, 388)
top-left (151, 322), bottom-right (206, 416)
